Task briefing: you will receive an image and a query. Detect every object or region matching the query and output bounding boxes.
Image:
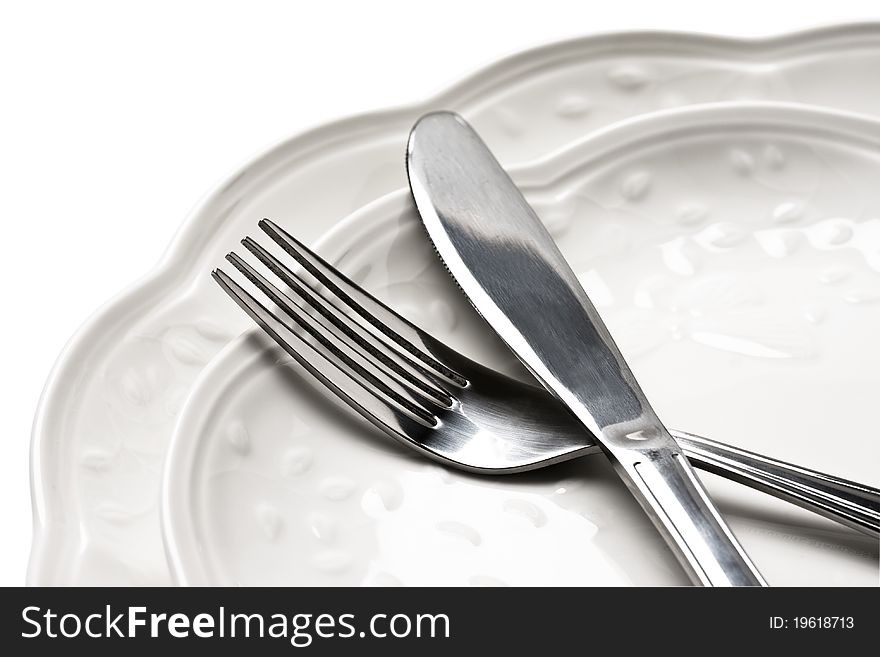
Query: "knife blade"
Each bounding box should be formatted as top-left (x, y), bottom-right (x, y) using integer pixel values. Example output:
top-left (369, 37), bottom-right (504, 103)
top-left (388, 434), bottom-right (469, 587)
top-left (407, 111), bottom-right (765, 586)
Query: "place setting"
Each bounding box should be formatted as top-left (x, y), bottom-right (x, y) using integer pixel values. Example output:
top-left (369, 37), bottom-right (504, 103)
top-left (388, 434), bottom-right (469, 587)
top-left (30, 24), bottom-right (880, 587)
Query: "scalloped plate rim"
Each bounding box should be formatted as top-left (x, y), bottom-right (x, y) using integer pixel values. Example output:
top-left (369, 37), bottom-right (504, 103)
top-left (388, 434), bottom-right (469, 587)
top-left (29, 22), bottom-right (880, 584)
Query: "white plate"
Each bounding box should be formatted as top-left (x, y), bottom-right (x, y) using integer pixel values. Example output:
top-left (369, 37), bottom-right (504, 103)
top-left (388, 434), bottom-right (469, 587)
top-left (30, 25), bottom-right (880, 585)
top-left (164, 104), bottom-right (880, 586)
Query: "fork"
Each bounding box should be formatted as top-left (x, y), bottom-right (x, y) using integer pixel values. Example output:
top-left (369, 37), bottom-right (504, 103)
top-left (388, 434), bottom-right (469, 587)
top-left (212, 219), bottom-right (880, 537)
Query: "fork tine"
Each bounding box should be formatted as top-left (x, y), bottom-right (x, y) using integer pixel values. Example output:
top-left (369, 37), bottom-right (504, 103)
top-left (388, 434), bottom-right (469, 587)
top-left (259, 218), bottom-right (468, 387)
top-left (213, 265), bottom-right (438, 427)
top-left (212, 270), bottom-right (438, 452)
top-left (240, 236), bottom-right (453, 408)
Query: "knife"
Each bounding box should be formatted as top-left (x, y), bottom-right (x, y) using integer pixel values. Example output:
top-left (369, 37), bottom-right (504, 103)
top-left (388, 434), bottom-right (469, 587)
top-left (407, 111), bottom-right (765, 586)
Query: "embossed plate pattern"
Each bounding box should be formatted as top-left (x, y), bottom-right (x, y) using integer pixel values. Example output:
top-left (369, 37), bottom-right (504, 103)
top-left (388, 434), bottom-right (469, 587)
top-left (31, 25), bottom-right (880, 584)
top-left (164, 104), bottom-right (879, 586)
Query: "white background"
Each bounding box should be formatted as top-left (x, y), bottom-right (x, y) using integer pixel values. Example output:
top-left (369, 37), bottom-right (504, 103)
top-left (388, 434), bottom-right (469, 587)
top-left (1, 0), bottom-right (877, 586)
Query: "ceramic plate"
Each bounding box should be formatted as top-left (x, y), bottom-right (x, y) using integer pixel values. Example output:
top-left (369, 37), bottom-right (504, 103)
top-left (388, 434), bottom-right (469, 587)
top-left (163, 104), bottom-right (880, 586)
top-left (31, 24), bottom-right (880, 585)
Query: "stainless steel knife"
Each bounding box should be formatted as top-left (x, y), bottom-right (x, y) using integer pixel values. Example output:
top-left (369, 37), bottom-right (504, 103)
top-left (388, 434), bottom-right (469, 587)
top-left (407, 111), bottom-right (765, 586)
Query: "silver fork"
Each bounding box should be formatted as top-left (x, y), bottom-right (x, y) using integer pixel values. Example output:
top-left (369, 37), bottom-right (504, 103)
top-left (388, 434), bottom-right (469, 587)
top-left (213, 219), bottom-right (880, 537)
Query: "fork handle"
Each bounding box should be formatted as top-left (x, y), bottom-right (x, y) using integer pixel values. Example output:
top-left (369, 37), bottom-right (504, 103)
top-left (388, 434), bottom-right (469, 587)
top-left (673, 430), bottom-right (880, 538)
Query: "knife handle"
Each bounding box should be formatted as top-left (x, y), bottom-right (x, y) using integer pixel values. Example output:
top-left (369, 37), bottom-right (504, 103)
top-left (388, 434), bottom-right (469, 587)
top-left (607, 431), bottom-right (767, 586)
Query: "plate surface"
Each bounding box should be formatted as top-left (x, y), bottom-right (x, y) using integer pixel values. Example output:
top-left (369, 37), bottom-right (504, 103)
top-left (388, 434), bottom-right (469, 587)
top-left (30, 25), bottom-right (880, 585)
top-left (164, 104), bottom-right (880, 586)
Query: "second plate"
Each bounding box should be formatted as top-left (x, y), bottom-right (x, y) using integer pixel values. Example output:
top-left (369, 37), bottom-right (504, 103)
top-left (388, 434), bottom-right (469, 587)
top-left (163, 104), bottom-right (880, 586)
